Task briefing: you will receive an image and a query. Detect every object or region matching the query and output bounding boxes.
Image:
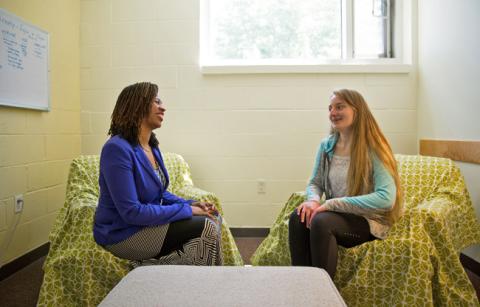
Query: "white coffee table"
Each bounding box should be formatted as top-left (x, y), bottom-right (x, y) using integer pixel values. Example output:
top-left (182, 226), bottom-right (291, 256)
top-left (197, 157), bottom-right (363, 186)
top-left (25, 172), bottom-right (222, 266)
top-left (99, 265), bottom-right (346, 307)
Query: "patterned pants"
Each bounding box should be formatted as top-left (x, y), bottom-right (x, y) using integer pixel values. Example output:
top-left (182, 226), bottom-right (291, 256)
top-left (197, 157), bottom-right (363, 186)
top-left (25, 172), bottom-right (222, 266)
top-left (105, 215), bottom-right (223, 266)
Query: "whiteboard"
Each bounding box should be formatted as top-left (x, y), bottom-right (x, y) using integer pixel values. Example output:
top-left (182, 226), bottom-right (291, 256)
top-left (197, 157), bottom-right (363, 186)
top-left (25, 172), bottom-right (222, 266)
top-left (0, 8), bottom-right (49, 111)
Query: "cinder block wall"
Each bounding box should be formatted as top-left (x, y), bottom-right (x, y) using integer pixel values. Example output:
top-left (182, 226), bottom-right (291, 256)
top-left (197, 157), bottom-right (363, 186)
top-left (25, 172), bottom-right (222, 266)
top-left (0, 0), bottom-right (81, 265)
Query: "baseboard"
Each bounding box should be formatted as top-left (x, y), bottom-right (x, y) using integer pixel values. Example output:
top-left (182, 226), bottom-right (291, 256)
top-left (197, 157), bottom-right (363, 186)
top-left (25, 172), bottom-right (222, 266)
top-left (0, 242), bottom-right (50, 282)
top-left (230, 227), bottom-right (270, 237)
top-left (461, 253), bottom-right (480, 276)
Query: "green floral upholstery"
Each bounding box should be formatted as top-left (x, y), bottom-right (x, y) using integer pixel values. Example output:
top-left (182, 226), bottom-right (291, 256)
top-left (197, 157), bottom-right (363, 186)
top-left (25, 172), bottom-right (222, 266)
top-left (38, 153), bottom-right (243, 307)
top-left (251, 155), bottom-right (480, 306)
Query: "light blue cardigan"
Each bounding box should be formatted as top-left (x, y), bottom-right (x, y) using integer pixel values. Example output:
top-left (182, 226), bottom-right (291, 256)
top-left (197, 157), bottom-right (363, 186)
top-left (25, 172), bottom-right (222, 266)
top-left (306, 134), bottom-right (397, 238)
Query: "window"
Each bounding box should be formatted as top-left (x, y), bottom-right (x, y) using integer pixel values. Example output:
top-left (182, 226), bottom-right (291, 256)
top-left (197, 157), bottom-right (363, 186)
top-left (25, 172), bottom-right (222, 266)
top-left (200, 0), bottom-right (411, 73)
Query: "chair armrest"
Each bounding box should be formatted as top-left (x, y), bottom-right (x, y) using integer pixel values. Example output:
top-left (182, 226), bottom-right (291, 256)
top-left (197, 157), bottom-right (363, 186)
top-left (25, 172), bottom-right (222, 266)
top-left (47, 198), bottom-right (99, 258)
top-left (174, 185), bottom-right (244, 266)
top-left (408, 196), bottom-right (480, 252)
top-left (45, 196), bottom-right (130, 274)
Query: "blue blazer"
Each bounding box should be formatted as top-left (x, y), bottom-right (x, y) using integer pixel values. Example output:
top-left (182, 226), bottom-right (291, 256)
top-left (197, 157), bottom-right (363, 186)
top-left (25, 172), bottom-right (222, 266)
top-left (93, 135), bottom-right (193, 246)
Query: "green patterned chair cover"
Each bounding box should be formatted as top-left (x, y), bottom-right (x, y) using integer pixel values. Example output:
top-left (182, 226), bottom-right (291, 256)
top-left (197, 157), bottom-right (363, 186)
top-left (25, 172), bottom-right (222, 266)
top-left (251, 155), bottom-right (480, 306)
top-left (38, 153), bottom-right (243, 307)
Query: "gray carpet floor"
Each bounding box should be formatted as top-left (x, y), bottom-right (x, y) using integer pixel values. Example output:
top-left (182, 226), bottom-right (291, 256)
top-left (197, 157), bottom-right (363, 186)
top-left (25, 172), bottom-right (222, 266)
top-left (0, 256), bottom-right (46, 307)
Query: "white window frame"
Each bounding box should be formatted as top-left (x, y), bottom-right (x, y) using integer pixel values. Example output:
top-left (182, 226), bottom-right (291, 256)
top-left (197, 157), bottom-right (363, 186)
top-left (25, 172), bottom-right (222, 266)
top-left (199, 0), bottom-right (413, 74)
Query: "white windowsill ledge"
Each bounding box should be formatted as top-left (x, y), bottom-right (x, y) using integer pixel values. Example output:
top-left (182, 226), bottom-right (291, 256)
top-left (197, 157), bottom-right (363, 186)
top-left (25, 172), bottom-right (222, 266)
top-left (200, 63), bottom-right (412, 74)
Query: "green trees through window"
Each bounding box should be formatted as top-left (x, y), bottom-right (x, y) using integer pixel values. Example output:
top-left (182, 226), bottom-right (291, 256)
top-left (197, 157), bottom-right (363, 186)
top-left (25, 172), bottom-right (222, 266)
top-left (203, 0), bottom-right (395, 63)
top-left (210, 0), bottom-right (341, 60)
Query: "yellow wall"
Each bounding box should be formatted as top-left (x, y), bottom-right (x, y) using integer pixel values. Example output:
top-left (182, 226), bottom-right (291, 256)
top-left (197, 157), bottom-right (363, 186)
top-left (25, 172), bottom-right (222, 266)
top-left (0, 0), bottom-right (80, 265)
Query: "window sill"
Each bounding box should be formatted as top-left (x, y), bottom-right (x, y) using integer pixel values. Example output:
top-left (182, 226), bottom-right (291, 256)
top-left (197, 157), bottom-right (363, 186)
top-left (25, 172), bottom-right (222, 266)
top-left (200, 62), bottom-right (412, 74)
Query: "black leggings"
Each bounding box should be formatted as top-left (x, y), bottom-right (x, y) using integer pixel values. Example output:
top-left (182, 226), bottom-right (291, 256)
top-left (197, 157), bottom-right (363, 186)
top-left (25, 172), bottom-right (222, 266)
top-left (289, 210), bottom-right (375, 278)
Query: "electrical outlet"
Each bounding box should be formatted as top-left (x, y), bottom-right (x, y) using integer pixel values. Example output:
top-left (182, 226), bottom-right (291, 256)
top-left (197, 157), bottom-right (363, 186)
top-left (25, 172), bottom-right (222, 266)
top-left (257, 179), bottom-right (266, 194)
top-left (14, 194), bottom-right (24, 213)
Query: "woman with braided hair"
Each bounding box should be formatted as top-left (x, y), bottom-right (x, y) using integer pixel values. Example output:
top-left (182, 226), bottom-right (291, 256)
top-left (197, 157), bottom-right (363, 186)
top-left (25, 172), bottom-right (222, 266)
top-left (93, 82), bottom-right (222, 266)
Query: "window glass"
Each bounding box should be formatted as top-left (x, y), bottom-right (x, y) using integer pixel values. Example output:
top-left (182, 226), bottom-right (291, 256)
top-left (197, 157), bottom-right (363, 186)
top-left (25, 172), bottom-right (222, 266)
top-left (208, 0), bottom-right (341, 61)
top-left (202, 0), bottom-right (398, 65)
top-left (354, 0), bottom-right (390, 58)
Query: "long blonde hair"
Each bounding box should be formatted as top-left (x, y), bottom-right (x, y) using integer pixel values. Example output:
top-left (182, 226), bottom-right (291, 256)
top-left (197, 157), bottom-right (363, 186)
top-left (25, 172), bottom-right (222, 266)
top-left (332, 89), bottom-right (402, 224)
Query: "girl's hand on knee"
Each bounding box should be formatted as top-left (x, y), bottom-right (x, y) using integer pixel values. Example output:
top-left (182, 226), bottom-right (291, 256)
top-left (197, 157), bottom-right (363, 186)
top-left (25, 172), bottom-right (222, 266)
top-left (297, 201), bottom-right (320, 224)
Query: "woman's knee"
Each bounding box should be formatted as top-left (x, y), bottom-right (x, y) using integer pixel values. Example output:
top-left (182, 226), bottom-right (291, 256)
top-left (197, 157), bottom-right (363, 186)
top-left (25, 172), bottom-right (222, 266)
top-left (204, 216), bottom-right (222, 238)
top-left (309, 212), bottom-right (336, 234)
top-left (289, 210), bottom-right (309, 237)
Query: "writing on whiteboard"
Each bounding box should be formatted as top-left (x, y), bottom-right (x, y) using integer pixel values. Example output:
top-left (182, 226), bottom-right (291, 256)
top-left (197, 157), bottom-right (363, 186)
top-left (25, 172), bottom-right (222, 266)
top-left (0, 9), bottom-right (49, 111)
top-left (1, 14), bottom-right (47, 71)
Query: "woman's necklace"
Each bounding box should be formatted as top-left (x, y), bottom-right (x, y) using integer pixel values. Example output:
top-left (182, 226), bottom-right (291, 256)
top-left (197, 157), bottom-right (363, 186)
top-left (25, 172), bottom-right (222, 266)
top-left (141, 144), bottom-right (151, 153)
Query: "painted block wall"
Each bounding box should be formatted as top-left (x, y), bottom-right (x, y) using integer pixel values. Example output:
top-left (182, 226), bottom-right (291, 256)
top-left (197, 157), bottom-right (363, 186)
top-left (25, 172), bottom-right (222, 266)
top-left (0, 0), bottom-right (81, 265)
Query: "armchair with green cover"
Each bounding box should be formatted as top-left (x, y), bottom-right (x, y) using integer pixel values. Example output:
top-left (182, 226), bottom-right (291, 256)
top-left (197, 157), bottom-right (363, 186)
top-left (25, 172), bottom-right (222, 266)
top-left (251, 154), bottom-right (480, 306)
top-left (38, 152), bottom-right (243, 307)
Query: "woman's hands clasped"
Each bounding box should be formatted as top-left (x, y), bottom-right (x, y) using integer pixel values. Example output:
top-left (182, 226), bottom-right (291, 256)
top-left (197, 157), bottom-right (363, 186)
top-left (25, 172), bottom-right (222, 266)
top-left (191, 201), bottom-right (218, 219)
